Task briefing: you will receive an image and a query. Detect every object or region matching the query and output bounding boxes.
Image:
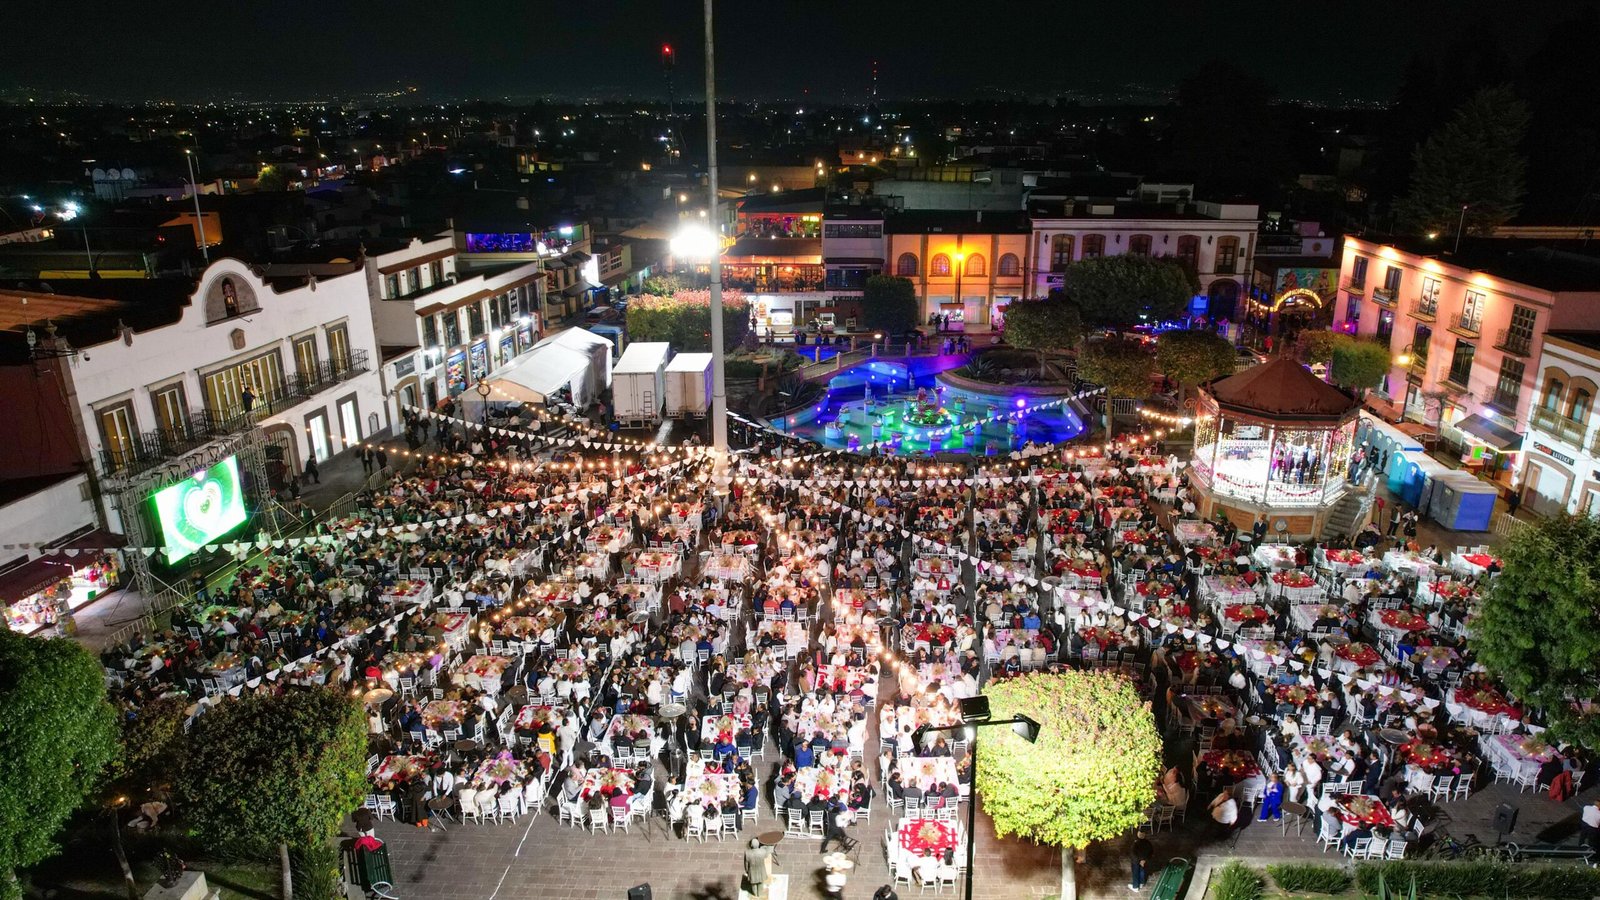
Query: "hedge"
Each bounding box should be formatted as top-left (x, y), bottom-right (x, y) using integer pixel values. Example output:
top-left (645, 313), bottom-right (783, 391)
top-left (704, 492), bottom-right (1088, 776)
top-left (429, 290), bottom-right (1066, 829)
top-left (1356, 861), bottom-right (1600, 898)
top-left (1210, 860), bottom-right (1265, 900)
top-left (1264, 862), bottom-right (1351, 894)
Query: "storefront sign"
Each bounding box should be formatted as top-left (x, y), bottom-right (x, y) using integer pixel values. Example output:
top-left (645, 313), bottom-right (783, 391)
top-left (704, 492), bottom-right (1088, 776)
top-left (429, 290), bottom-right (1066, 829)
top-left (1534, 442), bottom-right (1576, 466)
top-left (468, 339), bottom-right (489, 382)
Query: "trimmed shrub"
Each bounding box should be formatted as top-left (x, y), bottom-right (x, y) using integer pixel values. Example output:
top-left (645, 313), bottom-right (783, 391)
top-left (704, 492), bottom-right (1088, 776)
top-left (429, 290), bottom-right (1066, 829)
top-left (1210, 860), bottom-right (1264, 900)
top-left (1356, 860), bottom-right (1600, 898)
top-left (1266, 862), bottom-right (1351, 894)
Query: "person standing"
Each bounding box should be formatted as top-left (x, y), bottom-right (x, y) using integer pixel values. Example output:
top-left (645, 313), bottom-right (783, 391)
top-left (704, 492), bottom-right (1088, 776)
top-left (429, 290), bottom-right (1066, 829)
top-left (376, 447), bottom-right (390, 470)
top-left (1130, 835), bottom-right (1153, 892)
top-left (303, 456), bottom-right (320, 485)
top-left (743, 838), bottom-right (774, 899)
top-left (1258, 773), bottom-right (1285, 822)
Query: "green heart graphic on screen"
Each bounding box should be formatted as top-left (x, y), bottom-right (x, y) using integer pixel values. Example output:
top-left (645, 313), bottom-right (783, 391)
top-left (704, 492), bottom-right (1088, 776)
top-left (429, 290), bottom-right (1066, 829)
top-left (153, 456), bottom-right (248, 562)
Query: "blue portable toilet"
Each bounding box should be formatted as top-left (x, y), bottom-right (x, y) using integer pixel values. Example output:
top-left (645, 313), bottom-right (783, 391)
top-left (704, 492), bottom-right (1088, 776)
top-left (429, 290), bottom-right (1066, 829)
top-left (1429, 472), bottom-right (1498, 532)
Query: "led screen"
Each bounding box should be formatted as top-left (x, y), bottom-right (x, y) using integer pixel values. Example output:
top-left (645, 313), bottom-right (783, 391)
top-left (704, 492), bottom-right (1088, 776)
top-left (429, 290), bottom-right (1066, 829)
top-left (150, 456), bottom-right (248, 562)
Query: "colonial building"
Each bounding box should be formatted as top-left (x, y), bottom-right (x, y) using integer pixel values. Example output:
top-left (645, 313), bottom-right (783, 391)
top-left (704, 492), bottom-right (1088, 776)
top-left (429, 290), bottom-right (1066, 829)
top-left (1517, 331), bottom-right (1600, 517)
top-left (1335, 236), bottom-right (1600, 483)
top-left (885, 210), bottom-right (1032, 331)
top-left (363, 234), bottom-right (545, 415)
top-left (1026, 198), bottom-right (1261, 319)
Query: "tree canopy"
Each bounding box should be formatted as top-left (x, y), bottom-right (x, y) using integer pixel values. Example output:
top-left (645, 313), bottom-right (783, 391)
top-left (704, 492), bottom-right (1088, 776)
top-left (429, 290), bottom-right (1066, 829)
top-left (1394, 85), bottom-right (1531, 237)
top-left (1077, 337), bottom-right (1155, 399)
top-left (1060, 256), bottom-right (1197, 327)
top-left (1471, 514), bottom-right (1600, 748)
top-left (977, 671), bottom-right (1161, 850)
top-left (0, 631), bottom-right (118, 900)
top-left (1297, 330), bottom-right (1342, 366)
top-left (624, 289), bottom-right (750, 352)
top-left (1002, 293), bottom-right (1083, 355)
top-left (1155, 329), bottom-right (1236, 394)
top-left (860, 275), bottom-right (919, 336)
top-left (176, 691), bottom-right (367, 857)
top-left (1329, 337), bottom-right (1393, 394)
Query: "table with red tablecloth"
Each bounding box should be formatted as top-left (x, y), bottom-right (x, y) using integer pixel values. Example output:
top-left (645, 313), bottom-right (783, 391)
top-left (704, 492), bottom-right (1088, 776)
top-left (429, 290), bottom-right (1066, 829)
top-left (1333, 794), bottom-right (1395, 829)
top-left (1201, 749), bottom-right (1260, 783)
top-left (898, 818), bottom-right (959, 856)
top-left (1222, 603), bottom-right (1270, 624)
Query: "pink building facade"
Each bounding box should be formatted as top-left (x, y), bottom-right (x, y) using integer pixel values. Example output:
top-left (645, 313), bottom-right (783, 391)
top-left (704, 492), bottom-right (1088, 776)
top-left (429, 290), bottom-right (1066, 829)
top-left (1335, 236), bottom-right (1600, 479)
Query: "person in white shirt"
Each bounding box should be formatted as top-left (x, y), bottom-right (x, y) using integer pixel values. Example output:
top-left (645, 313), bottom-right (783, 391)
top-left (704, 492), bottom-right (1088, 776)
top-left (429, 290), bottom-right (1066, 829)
top-left (1208, 789), bottom-right (1239, 834)
top-left (1301, 756), bottom-right (1324, 798)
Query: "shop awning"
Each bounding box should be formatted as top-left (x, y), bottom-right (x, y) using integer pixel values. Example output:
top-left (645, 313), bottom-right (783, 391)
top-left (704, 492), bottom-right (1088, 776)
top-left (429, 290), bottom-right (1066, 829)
top-left (0, 557), bottom-right (74, 606)
top-left (1454, 413), bottom-right (1523, 451)
top-left (560, 283), bottom-right (589, 298)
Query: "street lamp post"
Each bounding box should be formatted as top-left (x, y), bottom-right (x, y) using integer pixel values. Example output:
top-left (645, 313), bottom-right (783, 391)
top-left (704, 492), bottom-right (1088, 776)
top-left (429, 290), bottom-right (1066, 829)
top-left (952, 251), bottom-right (965, 334)
top-left (914, 699), bottom-right (1040, 900)
top-left (703, 0), bottom-right (729, 458)
top-left (184, 149), bottom-right (210, 264)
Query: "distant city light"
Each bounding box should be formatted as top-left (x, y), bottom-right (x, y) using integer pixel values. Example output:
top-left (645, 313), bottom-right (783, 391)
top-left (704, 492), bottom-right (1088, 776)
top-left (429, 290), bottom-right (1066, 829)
top-left (670, 224), bottom-right (719, 261)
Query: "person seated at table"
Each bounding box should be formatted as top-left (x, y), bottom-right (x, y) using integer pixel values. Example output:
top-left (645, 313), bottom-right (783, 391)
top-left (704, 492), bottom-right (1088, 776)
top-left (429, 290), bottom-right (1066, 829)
top-left (1339, 821), bottom-right (1375, 854)
top-left (1208, 788), bottom-right (1239, 837)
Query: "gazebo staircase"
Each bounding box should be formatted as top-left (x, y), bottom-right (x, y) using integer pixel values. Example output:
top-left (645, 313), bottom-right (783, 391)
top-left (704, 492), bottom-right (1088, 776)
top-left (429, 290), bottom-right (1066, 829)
top-left (1324, 472), bottom-right (1379, 537)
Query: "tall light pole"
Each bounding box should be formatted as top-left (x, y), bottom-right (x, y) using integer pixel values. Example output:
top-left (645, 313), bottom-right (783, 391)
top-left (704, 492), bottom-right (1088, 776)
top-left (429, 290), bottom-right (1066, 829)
top-left (703, 0), bottom-right (729, 456)
top-left (184, 149), bottom-right (210, 264)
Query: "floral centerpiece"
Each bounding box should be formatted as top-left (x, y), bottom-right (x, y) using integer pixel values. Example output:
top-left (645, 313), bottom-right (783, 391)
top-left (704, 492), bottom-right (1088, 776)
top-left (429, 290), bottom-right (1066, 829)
top-left (1274, 684), bottom-right (1312, 706)
top-left (1456, 685), bottom-right (1516, 716)
top-left (1428, 581), bottom-right (1474, 601)
top-left (615, 714), bottom-right (652, 742)
top-left (1138, 581), bottom-right (1176, 599)
top-left (1191, 696), bottom-right (1231, 720)
top-left (422, 700), bottom-right (467, 729)
top-left (1379, 609), bottom-right (1429, 632)
top-left (1400, 740), bottom-right (1454, 772)
top-left (1224, 604), bottom-right (1269, 623)
top-left (595, 767), bottom-right (632, 797)
top-left (552, 658), bottom-right (588, 679)
top-left (1079, 626), bottom-right (1123, 649)
top-left (1272, 571), bottom-right (1315, 588)
top-left (1518, 735), bottom-right (1550, 758)
top-left (1304, 736), bottom-right (1335, 758)
top-left (1175, 650), bottom-right (1219, 671)
top-left (479, 750), bottom-right (526, 786)
top-left (1202, 749), bottom-right (1259, 779)
top-left (1336, 642), bottom-right (1382, 667)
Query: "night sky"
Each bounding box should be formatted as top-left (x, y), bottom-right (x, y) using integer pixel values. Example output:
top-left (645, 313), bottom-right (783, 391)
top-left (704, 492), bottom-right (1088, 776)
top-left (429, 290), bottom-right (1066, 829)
top-left (4, 0), bottom-right (1588, 102)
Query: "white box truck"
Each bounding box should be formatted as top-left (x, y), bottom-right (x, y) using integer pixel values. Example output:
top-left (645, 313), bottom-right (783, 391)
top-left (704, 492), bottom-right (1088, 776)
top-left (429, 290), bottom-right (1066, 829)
top-left (665, 352), bottom-right (714, 417)
top-left (611, 342), bottom-right (672, 426)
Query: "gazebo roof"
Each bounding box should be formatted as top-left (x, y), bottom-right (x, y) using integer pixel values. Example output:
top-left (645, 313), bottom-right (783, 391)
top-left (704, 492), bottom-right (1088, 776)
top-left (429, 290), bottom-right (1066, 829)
top-left (1203, 356), bottom-right (1360, 421)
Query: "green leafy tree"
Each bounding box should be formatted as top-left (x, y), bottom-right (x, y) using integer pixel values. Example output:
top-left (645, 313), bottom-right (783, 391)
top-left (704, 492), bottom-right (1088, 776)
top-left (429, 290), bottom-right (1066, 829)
top-left (1394, 86), bottom-right (1531, 237)
top-left (1077, 337), bottom-right (1156, 437)
top-left (860, 275), bottom-right (918, 336)
top-left (1471, 514), bottom-right (1600, 748)
top-left (1297, 330), bottom-right (1341, 366)
top-left (1329, 337), bottom-right (1392, 395)
top-left (624, 289), bottom-right (750, 352)
top-left (110, 695), bottom-right (188, 794)
top-left (177, 691), bottom-right (367, 900)
top-left (1003, 293), bottom-right (1084, 359)
top-left (1155, 329), bottom-right (1236, 400)
top-left (1061, 255), bottom-right (1197, 327)
top-left (977, 672), bottom-right (1161, 900)
top-left (0, 631), bottom-right (118, 900)
top-left (255, 165), bottom-right (295, 192)
top-left (641, 272), bottom-right (693, 296)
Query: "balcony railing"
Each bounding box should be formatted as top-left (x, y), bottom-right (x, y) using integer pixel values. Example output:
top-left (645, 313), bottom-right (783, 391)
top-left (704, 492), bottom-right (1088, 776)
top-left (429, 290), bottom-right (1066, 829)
top-left (1488, 390), bottom-right (1521, 414)
top-left (1409, 299), bottom-right (1437, 321)
top-left (99, 350), bottom-right (369, 477)
top-left (1345, 280), bottom-right (1366, 294)
top-left (1371, 286), bottom-right (1398, 306)
top-left (1448, 314), bottom-right (1482, 337)
top-left (1495, 329), bottom-right (1532, 357)
top-left (1443, 368), bottom-right (1472, 391)
top-left (1532, 406), bottom-right (1588, 447)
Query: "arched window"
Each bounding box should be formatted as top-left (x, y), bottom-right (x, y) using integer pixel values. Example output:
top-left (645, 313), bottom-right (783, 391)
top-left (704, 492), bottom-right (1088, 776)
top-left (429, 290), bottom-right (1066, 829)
top-left (1572, 388), bottom-right (1592, 422)
top-left (896, 252), bottom-right (918, 276)
top-left (1176, 235), bottom-right (1200, 267)
top-left (1081, 234), bottom-right (1105, 260)
top-left (998, 253), bottom-right (1020, 277)
top-left (964, 253), bottom-right (985, 276)
top-left (930, 254), bottom-right (952, 277)
top-left (1050, 235), bottom-right (1074, 272)
top-left (1129, 234), bottom-right (1153, 256)
top-left (1543, 377), bottom-right (1565, 412)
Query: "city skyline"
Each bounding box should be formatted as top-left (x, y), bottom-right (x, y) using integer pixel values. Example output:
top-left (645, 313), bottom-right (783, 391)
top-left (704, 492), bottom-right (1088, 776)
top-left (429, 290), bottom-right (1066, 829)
top-left (4, 0), bottom-right (1587, 104)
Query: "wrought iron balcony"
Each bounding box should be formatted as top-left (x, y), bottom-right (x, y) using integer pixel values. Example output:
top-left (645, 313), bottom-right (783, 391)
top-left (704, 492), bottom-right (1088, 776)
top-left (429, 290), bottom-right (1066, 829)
top-left (1371, 286), bottom-right (1397, 307)
top-left (1531, 406), bottom-right (1587, 447)
top-left (1495, 329), bottom-right (1532, 357)
top-left (1447, 314), bottom-right (1482, 337)
top-left (1408, 299), bottom-right (1437, 322)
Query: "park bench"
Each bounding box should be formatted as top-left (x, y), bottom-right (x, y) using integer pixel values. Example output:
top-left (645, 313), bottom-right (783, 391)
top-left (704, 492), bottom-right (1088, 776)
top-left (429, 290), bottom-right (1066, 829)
top-left (1505, 841), bottom-right (1595, 865)
top-left (1150, 856), bottom-right (1192, 900)
top-left (354, 845), bottom-right (400, 900)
